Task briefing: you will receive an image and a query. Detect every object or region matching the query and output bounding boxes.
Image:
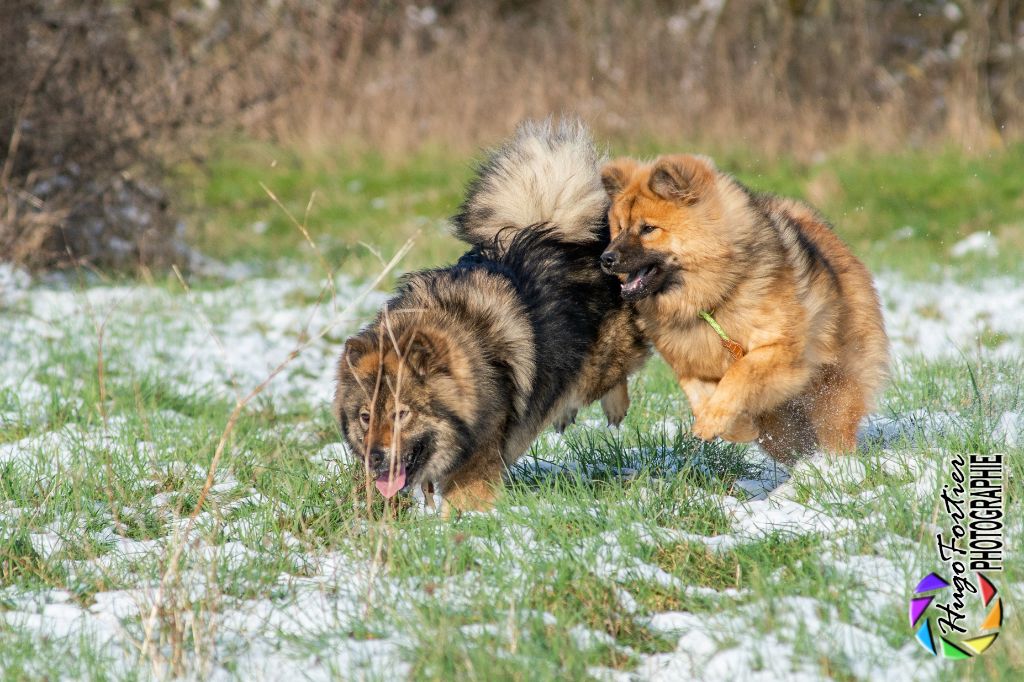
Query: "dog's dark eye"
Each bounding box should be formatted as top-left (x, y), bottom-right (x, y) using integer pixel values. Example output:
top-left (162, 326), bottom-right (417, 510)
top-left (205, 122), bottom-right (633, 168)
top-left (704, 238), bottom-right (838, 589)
top-left (359, 410), bottom-right (371, 426)
top-left (397, 409), bottom-right (410, 421)
top-left (640, 224), bottom-right (659, 236)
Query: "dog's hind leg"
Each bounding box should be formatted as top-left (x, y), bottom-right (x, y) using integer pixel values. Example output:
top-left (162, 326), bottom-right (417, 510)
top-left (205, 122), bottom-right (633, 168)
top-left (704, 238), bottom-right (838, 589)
top-left (755, 399), bottom-right (816, 464)
top-left (600, 381), bottom-right (630, 427)
top-left (807, 366), bottom-right (864, 453)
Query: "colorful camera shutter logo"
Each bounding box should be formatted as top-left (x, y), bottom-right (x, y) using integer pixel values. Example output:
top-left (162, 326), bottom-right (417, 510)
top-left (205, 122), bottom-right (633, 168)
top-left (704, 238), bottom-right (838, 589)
top-left (910, 572), bottom-right (1003, 658)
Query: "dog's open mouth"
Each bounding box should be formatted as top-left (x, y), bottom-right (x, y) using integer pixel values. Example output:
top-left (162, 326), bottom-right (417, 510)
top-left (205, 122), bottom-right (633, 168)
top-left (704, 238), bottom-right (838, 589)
top-left (372, 437), bottom-right (429, 499)
top-left (622, 265), bottom-right (660, 297)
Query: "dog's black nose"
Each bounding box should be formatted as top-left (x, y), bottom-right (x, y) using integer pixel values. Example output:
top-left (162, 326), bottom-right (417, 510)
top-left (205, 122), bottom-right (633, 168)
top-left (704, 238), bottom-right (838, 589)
top-left (367, 447), bottom-right (387, 472)
top-left (600, 251), bottom-right (618, 270)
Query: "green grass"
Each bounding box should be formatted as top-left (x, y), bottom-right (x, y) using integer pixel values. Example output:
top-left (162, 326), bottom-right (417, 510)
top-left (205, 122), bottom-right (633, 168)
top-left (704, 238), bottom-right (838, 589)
top-left (176, 139), bottom-right (473, 282)
top-left (1, 340), bottom-right (1021, 678)
top-left (180, 139), bottom-right (1024, 281)
top-left (1, 139), bottom-right (1023, 678)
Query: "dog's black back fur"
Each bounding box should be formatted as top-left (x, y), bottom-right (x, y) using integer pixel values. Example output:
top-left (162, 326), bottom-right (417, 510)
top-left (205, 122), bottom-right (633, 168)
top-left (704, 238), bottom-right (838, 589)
top-left (451, 226), bottom-right (622, 429)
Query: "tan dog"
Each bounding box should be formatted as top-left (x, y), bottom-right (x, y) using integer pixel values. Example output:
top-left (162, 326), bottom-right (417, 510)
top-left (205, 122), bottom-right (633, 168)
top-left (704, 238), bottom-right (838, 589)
top-left (599, 155), bottom-right (889, 462)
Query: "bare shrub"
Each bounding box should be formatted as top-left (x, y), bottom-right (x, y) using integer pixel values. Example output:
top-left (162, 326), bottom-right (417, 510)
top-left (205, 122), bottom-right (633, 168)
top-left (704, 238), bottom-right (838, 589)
top-left (0, 0), bottom-right (271, 271)
top-left (3, 1), bottom-right (1023, 270)
top-left (239, 0), bottom-right (1024, 156)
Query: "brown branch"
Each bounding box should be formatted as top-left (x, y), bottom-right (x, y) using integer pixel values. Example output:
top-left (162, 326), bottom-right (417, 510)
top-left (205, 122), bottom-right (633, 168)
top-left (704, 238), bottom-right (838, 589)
top-left (1, 30), bottom-right (69, 193)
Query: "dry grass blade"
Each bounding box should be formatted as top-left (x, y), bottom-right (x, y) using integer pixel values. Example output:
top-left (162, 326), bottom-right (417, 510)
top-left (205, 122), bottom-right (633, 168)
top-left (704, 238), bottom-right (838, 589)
top-left (138, 232), bottom-right (418, 674)
top-left (259, 182), bottom-right (338, 301)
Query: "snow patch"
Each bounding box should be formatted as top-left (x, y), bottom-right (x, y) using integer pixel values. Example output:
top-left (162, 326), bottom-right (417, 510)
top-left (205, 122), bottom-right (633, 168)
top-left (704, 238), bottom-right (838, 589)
top-left (949, 231), bottom-right (998, 258)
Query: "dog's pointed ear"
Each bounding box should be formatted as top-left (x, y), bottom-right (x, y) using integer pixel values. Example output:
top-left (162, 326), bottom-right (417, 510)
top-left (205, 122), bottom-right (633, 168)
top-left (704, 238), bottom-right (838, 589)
top-left (341, 334), bottom-right (373, 369)
top-left (399, 326), bottom-right (451, 378)
top-left (601, 158), bottom-right (639, 199)
top-left (649, 155), bottom-right (716, 205)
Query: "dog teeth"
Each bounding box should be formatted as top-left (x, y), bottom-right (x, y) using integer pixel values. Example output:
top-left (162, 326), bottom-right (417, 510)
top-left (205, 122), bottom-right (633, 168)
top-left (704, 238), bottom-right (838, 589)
top-left (621, 265), bottom-right (659, 295)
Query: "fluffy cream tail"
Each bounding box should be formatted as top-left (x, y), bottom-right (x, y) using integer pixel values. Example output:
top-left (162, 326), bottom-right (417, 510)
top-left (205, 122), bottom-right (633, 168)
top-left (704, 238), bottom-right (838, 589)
top-left (452, 118), bottom-right (608, 249)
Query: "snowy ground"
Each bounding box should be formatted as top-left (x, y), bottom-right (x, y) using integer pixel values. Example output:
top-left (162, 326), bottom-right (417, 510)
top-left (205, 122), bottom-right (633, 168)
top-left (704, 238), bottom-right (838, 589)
top-left (0, 263), bottom-right (1021, 680)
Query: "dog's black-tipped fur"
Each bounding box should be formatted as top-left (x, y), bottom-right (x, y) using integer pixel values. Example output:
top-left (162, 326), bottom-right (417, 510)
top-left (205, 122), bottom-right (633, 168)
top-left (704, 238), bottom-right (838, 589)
top-left (453, 118), bottom-right (609, 250)
top-left (335, 121), bottom-right (648, 512)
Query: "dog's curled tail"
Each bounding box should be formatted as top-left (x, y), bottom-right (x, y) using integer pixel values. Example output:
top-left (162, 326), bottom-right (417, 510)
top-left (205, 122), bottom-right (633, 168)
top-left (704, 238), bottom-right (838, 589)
top-left (452, 118), bottom-right (607, 249)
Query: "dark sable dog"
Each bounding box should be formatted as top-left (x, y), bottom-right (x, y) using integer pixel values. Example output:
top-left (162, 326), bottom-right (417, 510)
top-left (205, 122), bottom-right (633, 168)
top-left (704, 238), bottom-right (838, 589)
top-left (334, 121), bottom-right (649, 512)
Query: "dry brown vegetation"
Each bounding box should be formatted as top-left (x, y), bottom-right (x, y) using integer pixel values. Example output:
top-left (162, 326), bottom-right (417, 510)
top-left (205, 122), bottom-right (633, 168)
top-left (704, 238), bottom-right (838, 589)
top-left (0, 0), bottom-right (271, 270)
top-left (2, 0), bottom-right (1023, 270)
top-left (263, 0), bottom-right (1024, 155)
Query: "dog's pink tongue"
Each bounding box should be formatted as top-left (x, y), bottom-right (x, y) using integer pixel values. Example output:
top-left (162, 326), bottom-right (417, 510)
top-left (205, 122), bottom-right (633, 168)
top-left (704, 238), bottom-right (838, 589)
top-left (375, 464), bottom-right (407, 498)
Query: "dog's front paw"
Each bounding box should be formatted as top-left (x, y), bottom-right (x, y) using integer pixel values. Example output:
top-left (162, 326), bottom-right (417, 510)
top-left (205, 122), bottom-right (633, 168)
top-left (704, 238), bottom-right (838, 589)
top-left (720, 413), bottom-right (759, 443)
top-left (692, 403), bottom-right (742, 442)
top-left (553, 408), bottom-right (578, 433)
top-left (442, 483), bottom-right (499, 514)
